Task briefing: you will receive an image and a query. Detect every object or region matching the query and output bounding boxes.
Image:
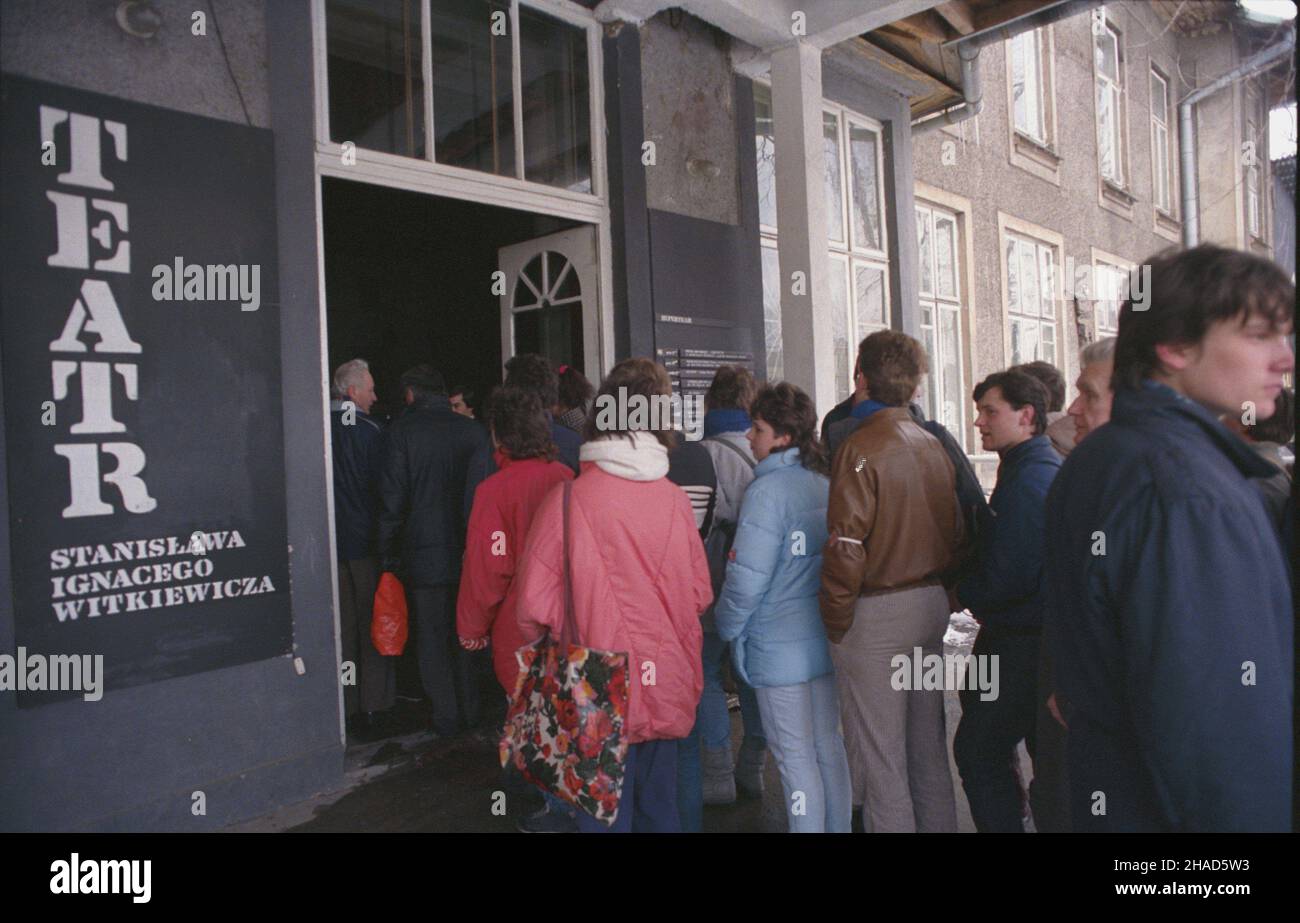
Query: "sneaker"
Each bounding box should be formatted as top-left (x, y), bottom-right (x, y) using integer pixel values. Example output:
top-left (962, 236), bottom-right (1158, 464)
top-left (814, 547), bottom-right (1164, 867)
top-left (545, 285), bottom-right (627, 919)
top-left (516, 804), bottom-right (578, 834)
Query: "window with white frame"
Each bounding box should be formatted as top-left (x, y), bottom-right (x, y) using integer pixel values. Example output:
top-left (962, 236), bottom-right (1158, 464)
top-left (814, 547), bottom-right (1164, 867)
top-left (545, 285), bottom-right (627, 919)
top-left (1094, 14), bottom-right (1125, 186)
top-left (916, 203), bottom-right (966, 444)
top-left (754, 85), bottom-right (890, 397)
top-left (1003, 231), bottom-right (1057, 366)
top-left (1010, 28), bottom-right (1049, 145)
top-left (1150, 68), bottom-right (1173, 213)
top-left (1245, 85), bottom-right (1264, 239)
top-left (1093, 260), bottom-right (1129, 337)
top-left (324, 0), bottom-right (596, 193)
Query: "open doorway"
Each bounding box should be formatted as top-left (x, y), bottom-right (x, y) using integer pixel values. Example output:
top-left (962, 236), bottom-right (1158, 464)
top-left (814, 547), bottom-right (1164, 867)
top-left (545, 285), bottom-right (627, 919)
top-left (322, 176), bottom-right (594, 736)
top-left (323, 176), bottom-right (591, 417)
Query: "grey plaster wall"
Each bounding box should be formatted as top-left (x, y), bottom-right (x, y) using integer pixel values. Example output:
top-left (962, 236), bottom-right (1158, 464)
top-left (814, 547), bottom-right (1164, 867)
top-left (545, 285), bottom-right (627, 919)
top-left (0, 0), bottom-right (271, 128)
top-left (639, 11), bottom-right (740, 226)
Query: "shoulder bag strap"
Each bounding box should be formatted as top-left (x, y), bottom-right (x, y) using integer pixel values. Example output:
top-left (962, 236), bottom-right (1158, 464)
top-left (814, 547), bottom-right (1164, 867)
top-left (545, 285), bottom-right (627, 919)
top-left (559, 480), bottom-right (575, 650)
top-left (708, 436), bottom-right (757, 471)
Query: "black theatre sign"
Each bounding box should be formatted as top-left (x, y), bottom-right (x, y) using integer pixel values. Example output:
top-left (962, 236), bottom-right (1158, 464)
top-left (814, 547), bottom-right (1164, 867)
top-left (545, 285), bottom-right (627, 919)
top-left (0, 75), bottom-right (291, 705)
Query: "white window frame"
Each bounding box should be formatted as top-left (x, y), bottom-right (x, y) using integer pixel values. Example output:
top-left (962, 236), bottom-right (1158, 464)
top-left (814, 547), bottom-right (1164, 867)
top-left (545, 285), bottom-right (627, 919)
top-left (1093, 13), bottom-right (1127, 189)
top-left (1245, 84), bottom-right (1265, 241)
top-left (1150, 67), bottom-right (1172, 214)
top-left (997, 213), bottom-right (1063, 370)
top-left (755, 85), bottom-right (890, 396)
top-left (1010, 28), bottom-right (1048, 146)
top-left (1090, 249), bottom-right (1134, 339)
top-left (916, 200), bottom-right (968, 446)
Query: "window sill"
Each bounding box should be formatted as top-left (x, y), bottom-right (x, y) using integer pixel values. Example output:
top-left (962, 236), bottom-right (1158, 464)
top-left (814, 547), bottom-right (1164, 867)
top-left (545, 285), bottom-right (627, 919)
top-left (1009, 132), bottom-right (1061, 185)
top-left (1099, 178), bottom-right (1135, 219)
top-left (1154, 208), bottom-right (1181, 241)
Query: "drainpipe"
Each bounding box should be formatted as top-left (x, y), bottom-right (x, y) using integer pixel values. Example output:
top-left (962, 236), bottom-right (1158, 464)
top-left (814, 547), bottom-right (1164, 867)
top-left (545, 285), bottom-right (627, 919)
top-left (912, 42), bottom-right (983, 135)
top-left (1179, 29), bottom-right (1295, 247)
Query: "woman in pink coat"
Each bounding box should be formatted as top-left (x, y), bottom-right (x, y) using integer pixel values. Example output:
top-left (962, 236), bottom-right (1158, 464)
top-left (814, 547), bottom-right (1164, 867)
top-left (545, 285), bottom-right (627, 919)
top-left (516, 357), bottom-right (712, 833)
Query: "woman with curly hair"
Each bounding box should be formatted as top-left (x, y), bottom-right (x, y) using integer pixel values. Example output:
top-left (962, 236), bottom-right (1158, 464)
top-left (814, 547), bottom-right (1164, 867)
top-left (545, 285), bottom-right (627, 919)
top-left (713, 382), bottom-right (851, 832)
top-left (457, 386), bottom-right (574, 695)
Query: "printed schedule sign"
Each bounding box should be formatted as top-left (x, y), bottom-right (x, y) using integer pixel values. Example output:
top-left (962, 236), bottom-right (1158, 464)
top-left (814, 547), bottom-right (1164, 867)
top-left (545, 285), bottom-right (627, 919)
top-left (0, 75), bottom-right (291, 705)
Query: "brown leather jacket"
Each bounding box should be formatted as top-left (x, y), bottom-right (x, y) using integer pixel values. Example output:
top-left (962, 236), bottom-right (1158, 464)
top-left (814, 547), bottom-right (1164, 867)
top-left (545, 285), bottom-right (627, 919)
top-left (819, 406), bottom-right (967, 643)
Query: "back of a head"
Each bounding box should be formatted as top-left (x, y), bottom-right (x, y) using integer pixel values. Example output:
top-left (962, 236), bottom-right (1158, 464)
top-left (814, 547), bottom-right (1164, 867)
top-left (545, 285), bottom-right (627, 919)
top-left (1113, 244), bottom-right (1294, 392)
top-left (704, 365), bottom-right (757, 412)
top-left (1012, 360), bottom-right (1066, 413)
top-left (504, 354), bottom-right (560, 409)
top-left (556, 364), bottom-right (594, 411)
top-left (974, 369), bottom-right (1049, 436)
top-left (488, 385), bottom-right (557, 461)
top-left (584, 357), bottom-right (675, 448)
top-left (857, 330), bottom-right (929, 407)
top-left (400, 363), bottom-right (447, 402)
top-left (751, 381), bottom-right (828, 475)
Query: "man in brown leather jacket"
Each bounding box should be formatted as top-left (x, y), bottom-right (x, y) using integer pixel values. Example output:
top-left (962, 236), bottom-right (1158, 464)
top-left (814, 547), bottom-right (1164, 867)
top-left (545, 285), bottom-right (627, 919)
top-left (819, 331), bottom-right (968, 833)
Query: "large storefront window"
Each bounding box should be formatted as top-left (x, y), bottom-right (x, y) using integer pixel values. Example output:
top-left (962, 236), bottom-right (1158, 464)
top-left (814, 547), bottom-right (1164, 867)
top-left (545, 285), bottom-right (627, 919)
top-left (326, 0), bottom-right (595, 193)
top-left (755, 84), bottom-right (889, 397)
top-left (430, 0), bottom-right (514, 176)
top-left (328, 0), bottom-right (428, 159)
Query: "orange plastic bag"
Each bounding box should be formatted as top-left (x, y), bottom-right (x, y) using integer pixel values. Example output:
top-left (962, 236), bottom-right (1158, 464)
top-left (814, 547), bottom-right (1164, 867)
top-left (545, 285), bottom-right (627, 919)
top-left (371, 572), bottom-right (409, 656)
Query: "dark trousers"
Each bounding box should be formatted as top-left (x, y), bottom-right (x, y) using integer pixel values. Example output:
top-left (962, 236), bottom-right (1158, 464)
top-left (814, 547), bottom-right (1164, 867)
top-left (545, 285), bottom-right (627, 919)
top-left (576, 739), bottom-right (681, 834)
top-left (1028, 638), bottom-right (1071, 832)
top-left (408, 583), bottom-right (479, 736)
top-left (954, 629), bottom-right (1040, 833)
top-left (338, 556), bottom-right (395, 716)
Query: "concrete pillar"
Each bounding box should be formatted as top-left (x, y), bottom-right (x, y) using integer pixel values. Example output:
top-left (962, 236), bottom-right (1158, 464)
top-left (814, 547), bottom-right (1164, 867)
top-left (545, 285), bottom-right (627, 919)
top-left (770, 40), bottom-right (837, 416)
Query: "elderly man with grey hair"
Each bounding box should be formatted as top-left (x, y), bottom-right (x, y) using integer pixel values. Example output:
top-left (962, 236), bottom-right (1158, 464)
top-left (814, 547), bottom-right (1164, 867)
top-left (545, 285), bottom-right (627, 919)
top-left (1029, 336), bottom-right (1115, 832)
top-left (330, 358), bottom-right (395, 741)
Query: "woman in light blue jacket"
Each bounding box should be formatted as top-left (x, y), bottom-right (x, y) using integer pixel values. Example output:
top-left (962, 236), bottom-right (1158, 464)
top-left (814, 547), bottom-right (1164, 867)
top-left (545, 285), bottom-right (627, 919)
top-left (714, 383), bottom-right (851, 833)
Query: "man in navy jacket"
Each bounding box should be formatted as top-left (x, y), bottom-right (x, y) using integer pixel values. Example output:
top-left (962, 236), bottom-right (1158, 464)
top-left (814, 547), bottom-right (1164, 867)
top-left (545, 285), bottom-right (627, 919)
top-left (1045, 245), bottom-right (1294, 832)
top-left (330, 359), bottom-right (395, 738)
top-left (954, 369), bottom-right (1061, 832)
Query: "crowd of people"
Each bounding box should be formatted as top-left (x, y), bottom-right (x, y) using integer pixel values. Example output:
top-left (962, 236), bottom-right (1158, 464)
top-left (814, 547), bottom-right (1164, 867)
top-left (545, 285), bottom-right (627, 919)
top-left (329, 243), bottom-right (1294, 833)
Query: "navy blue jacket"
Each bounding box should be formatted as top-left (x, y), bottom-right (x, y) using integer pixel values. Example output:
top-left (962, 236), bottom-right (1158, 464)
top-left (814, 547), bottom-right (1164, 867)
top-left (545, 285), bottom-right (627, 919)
top-left (378, 395), bottom-right (490, 587)
top-left (330, 400), bottom-right (384, 561)
top-left (1045, 381), bottom-right (1293, 832)
top-left (956, 434), bottom-right (1060, 631)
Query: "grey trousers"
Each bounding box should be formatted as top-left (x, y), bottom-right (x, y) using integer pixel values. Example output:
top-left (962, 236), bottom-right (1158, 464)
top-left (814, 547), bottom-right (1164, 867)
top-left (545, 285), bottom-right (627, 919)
top-left (830, 584), bottom-right (958, 833)
top-left (338, 556), bottom-right (396, 716)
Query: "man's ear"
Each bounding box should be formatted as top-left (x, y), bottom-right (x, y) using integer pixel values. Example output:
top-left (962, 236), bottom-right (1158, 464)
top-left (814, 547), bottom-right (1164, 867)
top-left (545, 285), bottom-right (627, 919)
top-left (1154, 340), bottom-right (1195, 373)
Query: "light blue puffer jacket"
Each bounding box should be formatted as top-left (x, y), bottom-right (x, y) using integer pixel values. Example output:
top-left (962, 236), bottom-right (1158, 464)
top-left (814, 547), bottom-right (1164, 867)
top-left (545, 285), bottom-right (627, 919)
top-left (714, 447), bottom-right (833, 688)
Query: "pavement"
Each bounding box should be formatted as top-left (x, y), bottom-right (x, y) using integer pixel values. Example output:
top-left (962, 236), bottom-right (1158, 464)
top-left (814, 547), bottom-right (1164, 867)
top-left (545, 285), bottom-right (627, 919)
top-left (226, 612), bottom-right (1032, 833)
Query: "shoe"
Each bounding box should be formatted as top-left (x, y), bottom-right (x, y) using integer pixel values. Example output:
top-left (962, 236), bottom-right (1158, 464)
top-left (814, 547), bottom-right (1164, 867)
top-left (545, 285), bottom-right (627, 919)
top-left (702, 746), bottom-right (737, 805)
top-left (734, 736), bottom-right (766, 799)
top-left (516, 804), bottom-right (578, 833)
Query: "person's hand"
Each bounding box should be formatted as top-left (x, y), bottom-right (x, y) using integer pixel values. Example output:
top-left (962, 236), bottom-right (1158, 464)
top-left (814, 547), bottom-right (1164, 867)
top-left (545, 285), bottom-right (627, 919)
top-left (459, 635), bottom-right (489, 652)
top-left (1047, 692), bottom-right (1068, 730)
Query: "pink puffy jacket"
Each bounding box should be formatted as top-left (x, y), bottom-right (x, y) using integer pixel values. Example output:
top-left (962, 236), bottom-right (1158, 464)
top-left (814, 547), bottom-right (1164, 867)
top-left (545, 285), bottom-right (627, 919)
top-left (516, 458), bottom-right (711, 744)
